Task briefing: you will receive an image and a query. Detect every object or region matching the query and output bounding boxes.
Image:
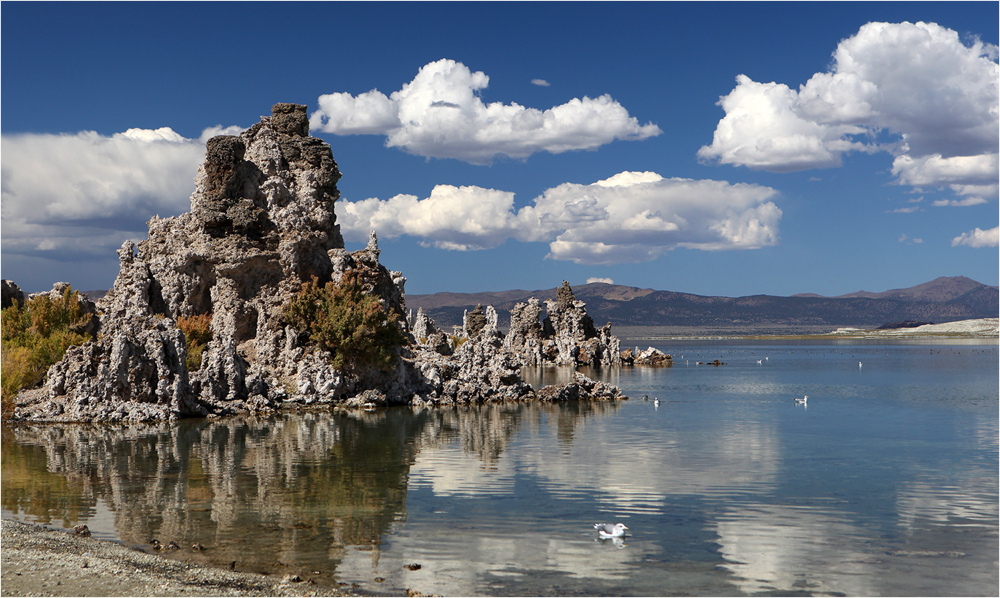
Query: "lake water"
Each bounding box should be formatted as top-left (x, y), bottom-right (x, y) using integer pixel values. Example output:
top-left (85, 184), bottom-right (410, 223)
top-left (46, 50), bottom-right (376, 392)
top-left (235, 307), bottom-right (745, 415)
top-left (3, 340), bottom-right (997, 596)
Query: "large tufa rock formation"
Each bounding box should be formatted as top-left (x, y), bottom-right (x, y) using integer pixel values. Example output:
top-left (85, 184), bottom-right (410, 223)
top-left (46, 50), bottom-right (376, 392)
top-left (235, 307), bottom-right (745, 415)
top-left (12, 104), bottom-right (626, 422)
top-left (16, 104), bottom-right (404, 421)
top-left (504, 282), bottom-right (621, 368)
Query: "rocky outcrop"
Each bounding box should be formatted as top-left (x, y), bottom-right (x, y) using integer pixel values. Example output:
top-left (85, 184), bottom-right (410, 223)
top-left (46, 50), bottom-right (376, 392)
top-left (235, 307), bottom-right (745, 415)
top-left (504, 282), bottom-right (621, 367)
top-left (411, 307), bottom-right (438, 342)
top-left (393, 306), bottom-right (534, 406)
top-left (621, 346), bottom-right (673, 366)
top-left (534, 371), bottom-right (627, 401)
top-left (409, 306), bottom-right (453, 357)
top-left (2, 279), bottom-right (25, 309)
top-left (10, 104), bottom-right (627, 423)
top-left (14, 104), bottom-right (356, 421)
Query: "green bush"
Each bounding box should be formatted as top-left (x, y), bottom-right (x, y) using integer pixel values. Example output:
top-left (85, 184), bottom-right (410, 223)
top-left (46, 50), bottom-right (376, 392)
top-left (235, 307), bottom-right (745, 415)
top-left (1, 286), bottom-right (93, 416)
top-left (284, 272), bottom-right (407, 374)
top-left (177, 313), bottom-right (212, 371)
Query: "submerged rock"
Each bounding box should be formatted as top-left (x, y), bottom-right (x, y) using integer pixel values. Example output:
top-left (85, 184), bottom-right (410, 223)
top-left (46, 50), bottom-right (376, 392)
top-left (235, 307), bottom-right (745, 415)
top-left (534, 372), bottom-right (626, 401)
top-left (625, 346), bottom-right (673, 366)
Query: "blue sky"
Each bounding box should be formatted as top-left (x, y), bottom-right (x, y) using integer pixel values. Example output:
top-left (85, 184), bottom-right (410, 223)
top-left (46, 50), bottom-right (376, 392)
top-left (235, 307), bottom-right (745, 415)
top-left (2, 2), bottom-right (997, 296)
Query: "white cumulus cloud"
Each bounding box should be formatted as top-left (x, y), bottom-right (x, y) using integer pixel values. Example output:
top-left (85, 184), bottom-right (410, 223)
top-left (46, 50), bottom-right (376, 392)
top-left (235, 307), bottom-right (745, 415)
top-left (951, 226), bottom-right (1000, 248)
top-left (892, 153), bottom-right (999, 188)
top-left (338, 185), bottom-right (522, 251)
top-left (310, 90), bottom-right (400, 135)
top-left (699, 21), bottom-right (999, 200)
top-left (339, 171), bottom-right (781, 265)
top-left (0, 126), bottom-right (237, 261)
top-left (310, 59), bottom-right (661, 164)
top-left (696, 75), bottom-right (869, 172)
top-left (586, 277), bottom-right (615, 285)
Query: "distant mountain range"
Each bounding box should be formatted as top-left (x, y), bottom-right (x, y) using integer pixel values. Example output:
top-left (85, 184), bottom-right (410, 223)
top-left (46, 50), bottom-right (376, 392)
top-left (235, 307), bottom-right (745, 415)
top-left (406, 276), bottom-right (999, 334)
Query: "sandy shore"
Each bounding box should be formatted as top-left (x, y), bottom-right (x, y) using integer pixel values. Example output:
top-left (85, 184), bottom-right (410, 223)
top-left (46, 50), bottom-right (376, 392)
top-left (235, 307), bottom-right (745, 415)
top-left (0, 520), bottom-right (360, 597)
top-left (826, 317), bottom-right (999, 339)
top-left (616, 318), bottom-right (1000, 341)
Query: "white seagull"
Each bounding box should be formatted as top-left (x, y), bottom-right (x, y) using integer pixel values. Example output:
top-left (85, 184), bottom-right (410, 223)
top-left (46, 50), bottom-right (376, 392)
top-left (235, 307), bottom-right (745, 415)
top-left (594, 523), bottom-right (629, 538)
top-left (795, 395), bottom-right (808, 405)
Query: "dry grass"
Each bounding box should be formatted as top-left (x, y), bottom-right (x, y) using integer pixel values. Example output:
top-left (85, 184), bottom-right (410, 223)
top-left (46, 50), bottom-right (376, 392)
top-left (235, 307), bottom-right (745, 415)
top-left (177, 313), bottom-right (212, 370)
top-left (1, 286), bottom-right (93, 417)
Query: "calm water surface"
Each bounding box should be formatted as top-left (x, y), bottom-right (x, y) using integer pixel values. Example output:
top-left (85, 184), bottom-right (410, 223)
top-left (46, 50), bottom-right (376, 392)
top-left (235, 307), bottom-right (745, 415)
top-left (3, 341), bottom-right (997, 596)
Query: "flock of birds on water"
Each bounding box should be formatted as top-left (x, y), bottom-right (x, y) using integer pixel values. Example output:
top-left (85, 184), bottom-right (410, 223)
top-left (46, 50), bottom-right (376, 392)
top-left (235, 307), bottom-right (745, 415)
top-left (635, 348), bottom-right (883, 411)
top-left (606, 348), bottom-right (890, 545)
top-left (597, 345), bottom-right (996, 548)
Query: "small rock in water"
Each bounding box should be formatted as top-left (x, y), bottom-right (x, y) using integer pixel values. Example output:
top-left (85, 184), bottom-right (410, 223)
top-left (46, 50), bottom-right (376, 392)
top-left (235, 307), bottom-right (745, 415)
top-left (73, 524), bottom-right (91, 537)
top-left (403, 563), bottom-right (422, 571)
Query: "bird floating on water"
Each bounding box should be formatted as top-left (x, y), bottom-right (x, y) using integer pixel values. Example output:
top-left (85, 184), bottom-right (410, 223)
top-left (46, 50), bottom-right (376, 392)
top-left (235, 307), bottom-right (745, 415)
top-left (594, 523), bottom-right (629, 538)
top-left (653, 398), bottom-right (660, 406)
top-left (794, 395), bottom-right (808, 405)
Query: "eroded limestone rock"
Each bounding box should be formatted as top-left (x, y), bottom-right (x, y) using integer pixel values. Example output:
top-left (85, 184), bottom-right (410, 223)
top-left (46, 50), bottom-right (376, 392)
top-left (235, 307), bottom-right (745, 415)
top-left (15, 104), bottom-right (361, 421)
top-left (11, 104), bottom-right (626, 422)
top-left (622, 346), bottom-right (673, 366)
top-left (534, 371), bottom-right (626, 401)
top-left (504, 282), bottom-right (621, 368)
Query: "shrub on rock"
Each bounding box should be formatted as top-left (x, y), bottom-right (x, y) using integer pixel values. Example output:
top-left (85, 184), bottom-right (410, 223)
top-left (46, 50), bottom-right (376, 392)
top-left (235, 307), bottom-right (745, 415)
top-left (284, 271), bottom-right (408, 374)
top-left (177, 313), bottom-right (212, 371)
top-left (1, 285), bottom-right (93, 415)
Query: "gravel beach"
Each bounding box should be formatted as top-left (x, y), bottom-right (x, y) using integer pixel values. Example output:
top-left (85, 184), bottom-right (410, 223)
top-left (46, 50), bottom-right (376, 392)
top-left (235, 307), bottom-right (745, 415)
top-left (0, 520), bottom-right (357, 597)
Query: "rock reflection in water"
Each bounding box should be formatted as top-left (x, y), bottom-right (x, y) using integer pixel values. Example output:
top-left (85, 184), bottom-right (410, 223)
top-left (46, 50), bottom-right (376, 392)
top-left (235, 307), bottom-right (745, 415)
top-left (2, 412), bottom-right (423, 580)
top-left (411, 399), bottom-right (621, 468)
top-left (1, 401), bottom-right (615, 584)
